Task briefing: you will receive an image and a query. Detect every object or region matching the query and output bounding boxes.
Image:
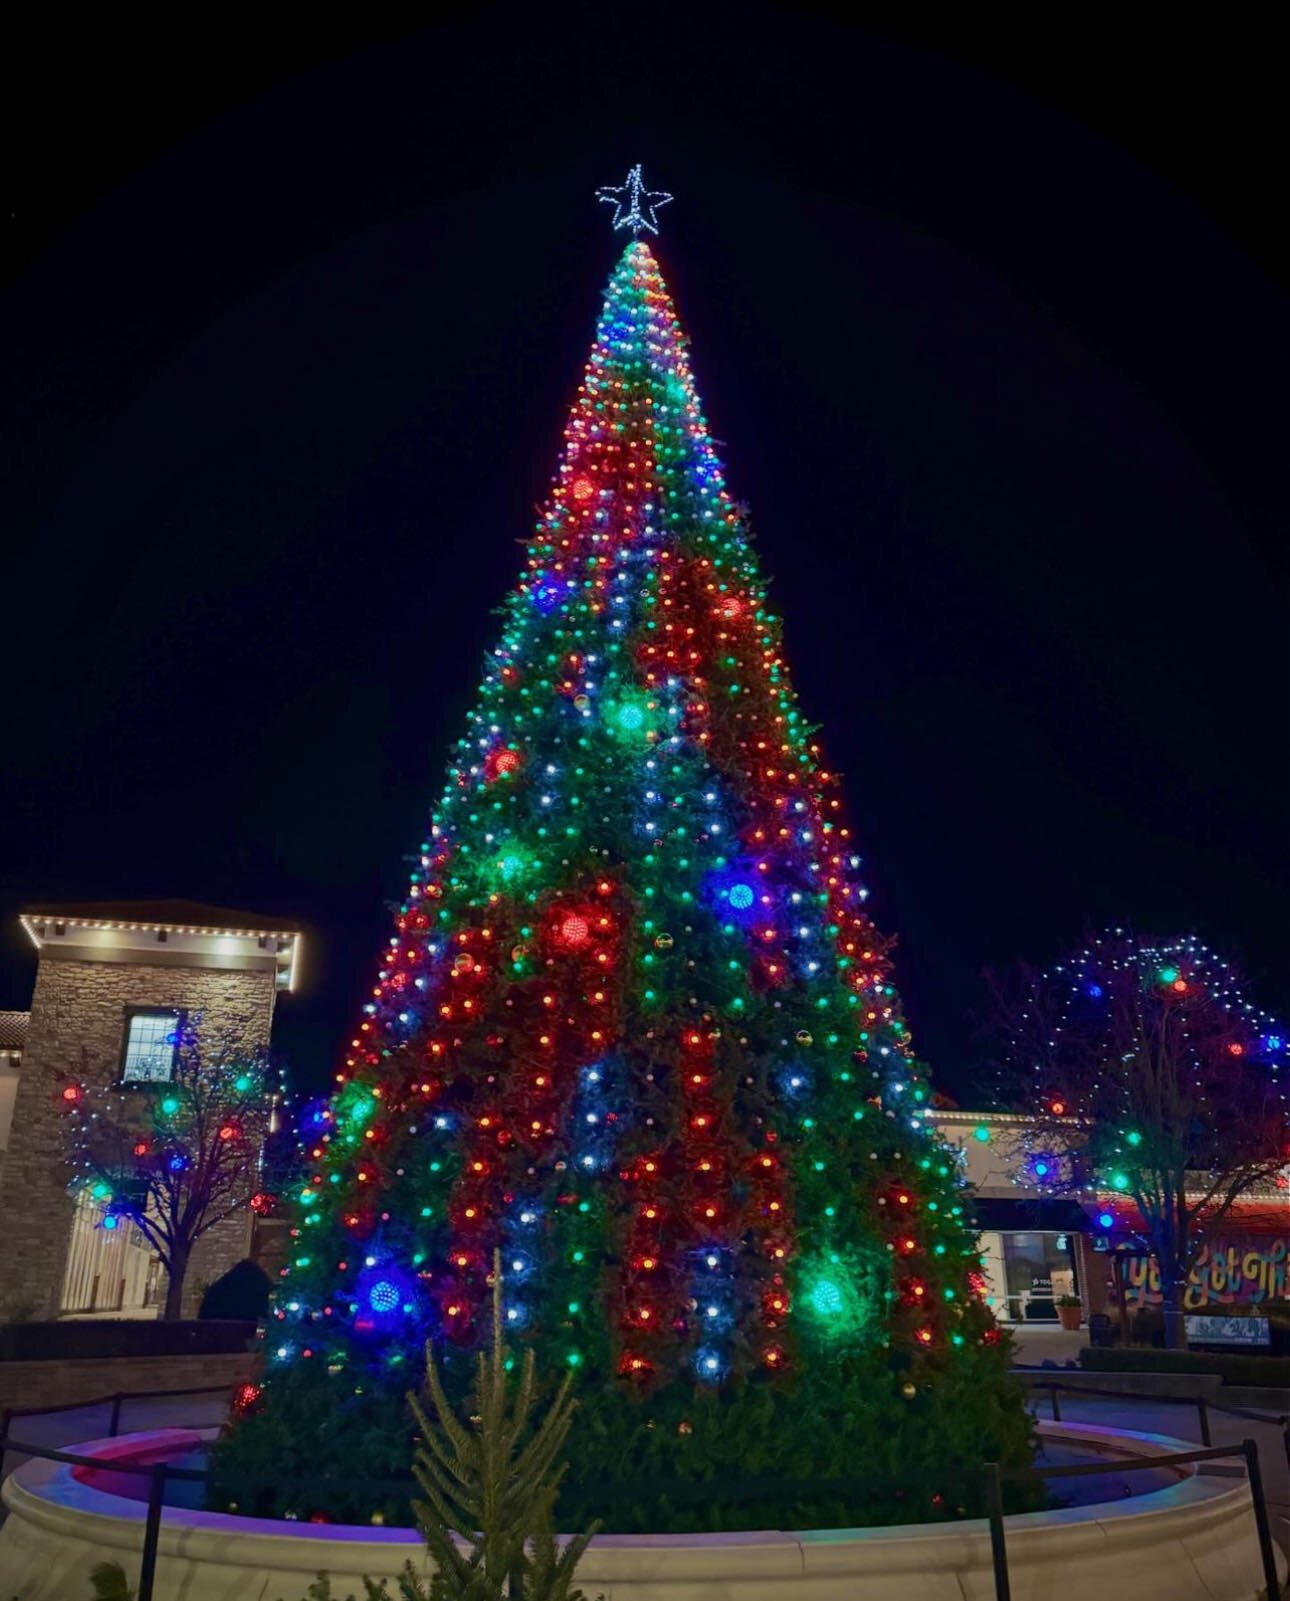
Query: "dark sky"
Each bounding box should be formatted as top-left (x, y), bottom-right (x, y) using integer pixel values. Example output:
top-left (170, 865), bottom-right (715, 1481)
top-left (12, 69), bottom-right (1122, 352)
top-left (3, 8), bottom-right (1286, 1102)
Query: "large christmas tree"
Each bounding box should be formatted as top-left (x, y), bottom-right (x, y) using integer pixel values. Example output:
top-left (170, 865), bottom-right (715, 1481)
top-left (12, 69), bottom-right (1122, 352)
top-left (217, 182), bottom-right (1034, 1529)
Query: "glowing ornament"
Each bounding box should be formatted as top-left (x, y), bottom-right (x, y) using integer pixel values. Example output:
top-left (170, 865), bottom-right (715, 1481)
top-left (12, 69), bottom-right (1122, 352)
top-left (561, 914), bottom-right (590, 946)
top-left (795, 1030), bottom-right (813, 1047)
top-left (368, 1281), bottom-right (400, 1314)
top-left (485, 747), bottom-right (523, 783)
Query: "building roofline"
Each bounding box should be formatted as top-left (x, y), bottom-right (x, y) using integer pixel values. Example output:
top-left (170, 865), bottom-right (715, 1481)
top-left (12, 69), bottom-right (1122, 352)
top-left (20, 899), bottom-right (303, 940)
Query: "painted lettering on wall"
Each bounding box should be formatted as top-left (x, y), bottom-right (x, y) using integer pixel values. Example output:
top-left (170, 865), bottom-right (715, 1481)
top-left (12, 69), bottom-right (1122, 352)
top-left (1122, 1237), bottom-right (1287, 1309)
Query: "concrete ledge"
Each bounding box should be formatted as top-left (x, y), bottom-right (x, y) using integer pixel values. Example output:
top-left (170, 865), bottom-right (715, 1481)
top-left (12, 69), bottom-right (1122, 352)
top-left (0, 1350), bottom-right (256, 1412)
top-left (0, 1422), bottom-right (1283, 1601)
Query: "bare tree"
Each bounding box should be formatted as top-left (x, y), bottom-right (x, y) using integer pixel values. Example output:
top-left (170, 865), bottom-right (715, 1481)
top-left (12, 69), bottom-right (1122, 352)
top-left (61, 1022), bottom-right (282, 1320)
top-left (992, 931), bottom-right (1287, 1349)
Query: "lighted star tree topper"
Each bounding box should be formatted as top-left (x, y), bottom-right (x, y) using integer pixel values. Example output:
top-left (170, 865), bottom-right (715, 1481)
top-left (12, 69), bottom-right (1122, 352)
top-left (218, 174), bottom-right (1034, 1530)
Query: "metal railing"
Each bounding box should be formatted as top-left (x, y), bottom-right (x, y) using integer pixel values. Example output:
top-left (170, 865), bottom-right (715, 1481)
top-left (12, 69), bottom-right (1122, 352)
top-left (1022, 1375), bottom-right (1290, 1465)
top-left (0, 1393), bottom-right (1284, 1601)
top-left (987, 1438), bottom-right (1282, 1601)
top-left (0, 1382), bottom-right (236, 1482)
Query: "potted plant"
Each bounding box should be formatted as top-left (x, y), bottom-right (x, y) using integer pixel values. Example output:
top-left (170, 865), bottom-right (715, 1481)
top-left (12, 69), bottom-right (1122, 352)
top-left (1056, 1294), bottom-right (1083, 1332)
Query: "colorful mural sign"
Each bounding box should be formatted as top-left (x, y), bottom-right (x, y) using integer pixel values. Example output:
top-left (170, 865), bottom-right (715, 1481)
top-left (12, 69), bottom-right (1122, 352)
top-left (1121, 1237), bottom-right (1287, 1310)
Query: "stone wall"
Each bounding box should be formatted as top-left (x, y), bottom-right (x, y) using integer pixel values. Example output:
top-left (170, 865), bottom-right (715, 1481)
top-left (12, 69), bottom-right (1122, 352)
top-left (0, 959), bottom-right (276, 1322)
top-left (0, 1348), bottom-right (259, 1413)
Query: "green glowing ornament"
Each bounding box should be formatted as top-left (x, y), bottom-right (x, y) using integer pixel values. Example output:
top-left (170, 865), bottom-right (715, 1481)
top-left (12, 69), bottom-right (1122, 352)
top-left (799, 1248), bottom-right (886, 1342)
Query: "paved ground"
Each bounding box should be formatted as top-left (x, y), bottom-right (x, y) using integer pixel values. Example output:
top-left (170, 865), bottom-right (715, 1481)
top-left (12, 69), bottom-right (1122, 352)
top-left (1025, 1389), bottom-right (1289, 1550)
top-left (2, 1384), bottom-right (1285, 1553)
top-left (1009, 1324), bottom-right (1088, 1365)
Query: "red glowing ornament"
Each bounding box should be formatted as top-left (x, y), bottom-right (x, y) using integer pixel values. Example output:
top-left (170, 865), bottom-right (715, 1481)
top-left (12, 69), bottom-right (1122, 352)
top-left (560, 913), bottom-right (590, 948)
top-left (218, 1123), bottom-right (239, 1142)
top-left (132, 1141), bottom-right (150, 1158)
top-left (1048, 1099), bottom-right (1067, 1117)
top-left (571, 474), bottom-right (596, 502)
top-left (484, 747), bottom-right (522, 783)
top-left (61, 1085), bottom-right (81, 1102)
top-left (232, 1382), bottom-right (263, 1417)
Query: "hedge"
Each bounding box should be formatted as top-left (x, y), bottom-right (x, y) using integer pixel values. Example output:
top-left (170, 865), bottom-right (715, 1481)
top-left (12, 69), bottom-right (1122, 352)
top-left (0, 1318), bottom-right (256, 1362)
top-left (1081, 1346), bottom-right (1290, 1388)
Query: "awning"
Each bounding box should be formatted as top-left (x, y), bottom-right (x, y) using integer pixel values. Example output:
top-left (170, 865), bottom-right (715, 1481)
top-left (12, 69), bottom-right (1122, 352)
top-left (969, 1197), bottom-right (1092, 1233)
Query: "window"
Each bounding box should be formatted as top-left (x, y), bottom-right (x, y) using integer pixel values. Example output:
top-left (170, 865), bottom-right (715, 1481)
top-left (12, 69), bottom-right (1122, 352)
top-left (120, 1009), bottom-right (185, 1084)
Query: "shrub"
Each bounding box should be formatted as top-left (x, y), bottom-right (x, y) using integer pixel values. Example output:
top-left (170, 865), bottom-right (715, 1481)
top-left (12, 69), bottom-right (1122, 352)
top-left (199, 1259), bottom-right (271, 1322)
top-left (1080, 1346), bottom-right (1290, 1388)
top-left (0, 1319), bottom-right (256, 1363)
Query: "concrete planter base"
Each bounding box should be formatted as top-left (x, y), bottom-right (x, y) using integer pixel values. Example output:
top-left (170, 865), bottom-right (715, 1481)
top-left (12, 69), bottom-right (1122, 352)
top-left (0, 1422), bottom-right (1283, 1600)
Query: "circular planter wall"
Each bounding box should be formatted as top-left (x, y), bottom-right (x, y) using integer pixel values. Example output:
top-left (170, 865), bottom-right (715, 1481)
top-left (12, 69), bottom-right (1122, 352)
top-left (0, 1422), bottom-right (1282, 1600)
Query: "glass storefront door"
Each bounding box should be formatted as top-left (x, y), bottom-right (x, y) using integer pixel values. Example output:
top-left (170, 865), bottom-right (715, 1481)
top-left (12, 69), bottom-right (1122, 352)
top-left (1000, 1231), bottom-right (1076, 1322)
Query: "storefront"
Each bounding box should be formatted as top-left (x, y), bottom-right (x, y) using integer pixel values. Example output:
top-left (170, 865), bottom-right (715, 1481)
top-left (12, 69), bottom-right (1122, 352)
top-left (970, 1198), bottom-right (1090, 1323)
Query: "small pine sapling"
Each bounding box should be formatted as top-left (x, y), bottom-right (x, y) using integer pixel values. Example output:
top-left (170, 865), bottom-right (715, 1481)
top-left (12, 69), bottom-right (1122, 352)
top-left (408, 1255), bottom-right (597, 1601)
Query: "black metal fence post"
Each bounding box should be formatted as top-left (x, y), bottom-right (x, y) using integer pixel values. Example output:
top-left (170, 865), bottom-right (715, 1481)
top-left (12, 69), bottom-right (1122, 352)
top-left (109, 1392), bottom-right (124, 1438)
top-left (1195, 1395), bottom-right (1211, 1447)
top-left (0, 1409), bottom-right (11, 1482)
top-left (1049, 1385), bottom-right (1062, 1422)
top-left (137, 1463), bottom-right (166, 1601)
top-left (1242, 1438), bottom-right (1282, 1601)
top-left (983, 1462), bottom-right (1012, 1601)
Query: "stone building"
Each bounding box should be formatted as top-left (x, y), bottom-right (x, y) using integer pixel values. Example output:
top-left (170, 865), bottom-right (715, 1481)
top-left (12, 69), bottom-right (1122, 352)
top-left (0, 899), bottom-right (301, 1320)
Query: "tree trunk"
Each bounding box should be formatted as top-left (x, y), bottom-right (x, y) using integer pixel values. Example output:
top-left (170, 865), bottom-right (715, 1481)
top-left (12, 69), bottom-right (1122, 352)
top-left (162, 1246), bottom-right (190, 1321)
top-left (1162, 1276), bottom-right (1188, 1350)
top-left (1112, 1251), bottom-right (1131, 1346)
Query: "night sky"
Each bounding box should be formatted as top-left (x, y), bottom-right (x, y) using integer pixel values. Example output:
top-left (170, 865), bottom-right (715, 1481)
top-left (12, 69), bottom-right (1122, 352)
top-left (3, 9), bottom-right (1286, 1103)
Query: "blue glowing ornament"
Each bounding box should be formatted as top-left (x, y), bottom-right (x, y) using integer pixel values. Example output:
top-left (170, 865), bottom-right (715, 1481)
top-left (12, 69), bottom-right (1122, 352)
top-left (532, 583), bottom-right (562, 615)
top-left (1098, 1213), bottom-right (1114, 1229)
top-left (299, 1098), bottom-right (333, 1133)
top-left (778, 1065), bottom-right (811, 1100)
top-left (705, 861), bottom-right (762, 925)
top-left (353, 1263), bottom-right (419, 1338)
top-left (368, 1279), bottom-right (400, 1314)
top-left (694, 1346), bottom-right (725, 1381)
